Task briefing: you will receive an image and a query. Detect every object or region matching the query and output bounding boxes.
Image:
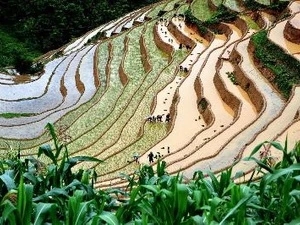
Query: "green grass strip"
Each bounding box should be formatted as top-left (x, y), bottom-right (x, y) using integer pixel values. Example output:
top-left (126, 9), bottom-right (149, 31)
top-left (239, 15), bottom-right (260, 30)
top-left (255, 0), bottom-right (270, 5)
top-left (176, 3), bottom-right (189, 14)
top-left (164, 0), bottom-right (182, 11)
top-left (0, 113), bottom-right (36, 119)
top-left (191, 0), bottom-right (214, 22)
top-left (64, 27), bottom-right (145, 153)
top-left (8, 37), bottom-right (123, 154)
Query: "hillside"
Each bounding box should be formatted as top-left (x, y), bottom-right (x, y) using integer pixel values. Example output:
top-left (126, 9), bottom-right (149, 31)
top-left (0, 0), bottom-right (299, 190)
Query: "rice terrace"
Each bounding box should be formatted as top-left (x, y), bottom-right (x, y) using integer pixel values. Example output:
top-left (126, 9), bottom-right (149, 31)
top-left (0, 0), bottom-right (300, 191)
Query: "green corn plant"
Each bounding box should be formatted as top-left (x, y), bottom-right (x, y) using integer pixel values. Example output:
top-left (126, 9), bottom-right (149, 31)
top-left (243, 140), bottom-right (300, 224)
top-left (33, 203), bottom-right (59, 225)
top-left (0, 177), bottom-right (33, 225)
top-left (66, 190), bottom-right (94, 225)
top-left (37, 123), bottom-right (103, 190)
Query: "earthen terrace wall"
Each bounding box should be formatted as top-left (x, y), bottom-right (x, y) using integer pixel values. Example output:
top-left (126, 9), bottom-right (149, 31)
top-left (214, 59), bottom-right (241, 117)
top-left (233, 17), bottom-right (248, 35)
top-left (208, 0), bottom-right (218, 11)
top-left (139, 35), bottom-right (152, 73)
top-left (229, 48), bottom-right (264, 113)
top-left (119, 37), bottom-right (129, 86)
top-left (185, 22), bottom-right (214, 43)
top-left (194, 75), bottom-right (213, 125)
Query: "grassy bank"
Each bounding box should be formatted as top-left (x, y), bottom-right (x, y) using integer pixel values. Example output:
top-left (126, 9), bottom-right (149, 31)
top-left (251, 30), bottom-right (300, 98)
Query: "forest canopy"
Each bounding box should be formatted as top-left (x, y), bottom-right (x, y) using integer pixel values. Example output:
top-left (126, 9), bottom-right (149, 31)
top-left (0, 0), bottom-right (160, 71)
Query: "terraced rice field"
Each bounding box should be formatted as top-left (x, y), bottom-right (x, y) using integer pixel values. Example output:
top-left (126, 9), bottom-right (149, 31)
top-left (1, 0), bottom-right (300, 189)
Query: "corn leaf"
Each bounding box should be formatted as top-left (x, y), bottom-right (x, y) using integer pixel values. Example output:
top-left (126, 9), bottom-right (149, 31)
top-left (38, 144), bottom-right (56, 165)
top-left (219, 195), bottom-right (252, 225)
top-left (2, 200), bottom-right (16, 222)
top-left (264, 163), bottom-right (300, 184)
top-left (99, 211), bottom-right (119, 225)
top-left (175, 183), bottom-right (188, 222)
top-left (0, 171), bottom-right (16, 191)
top-left (285, 218), bottom-right (300, 225)
top-left (33, 203), bottom-right (57, 225)
top-left (17, 179), bottom-right (33, 225)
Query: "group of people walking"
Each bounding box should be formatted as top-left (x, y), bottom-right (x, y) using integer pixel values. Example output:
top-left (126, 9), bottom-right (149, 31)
top-left (146, 113), bottom-right (170, 123)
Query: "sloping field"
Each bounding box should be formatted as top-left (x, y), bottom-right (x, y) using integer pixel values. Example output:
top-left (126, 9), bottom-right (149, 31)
top-left (1, 0), bottom-right (300, 189)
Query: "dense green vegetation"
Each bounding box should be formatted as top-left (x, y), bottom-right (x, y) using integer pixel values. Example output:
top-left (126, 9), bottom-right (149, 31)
top-left (0, 0), bottom-right (160, 71)
top-left (191, 0), bottom-right (213, 21)
top-left (251, 30), bottom-right (300, 98)
top-left (0, 123), bottom-right (299, 224)
top-left (0, 28), bottom-right (41, 73)
top-left (244, 0), bottom-right (289, 11)
top-left (185, 5), bottom-right (237, 34)
top-left (185, 5), bottom-right (237, 35)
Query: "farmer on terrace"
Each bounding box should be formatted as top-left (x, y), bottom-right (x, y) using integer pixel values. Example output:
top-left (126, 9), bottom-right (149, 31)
top-left (165, 113), bottom-right (170, 123)
top-left (148, 151), bottom-right (154, 163)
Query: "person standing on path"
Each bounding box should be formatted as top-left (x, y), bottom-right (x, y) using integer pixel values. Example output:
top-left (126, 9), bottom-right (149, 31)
top-left (148, 152), bottom-right (154, 163)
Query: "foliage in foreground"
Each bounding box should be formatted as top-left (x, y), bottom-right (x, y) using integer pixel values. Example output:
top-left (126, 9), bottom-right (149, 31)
top-left (0, 123), bottom-right (299, 224)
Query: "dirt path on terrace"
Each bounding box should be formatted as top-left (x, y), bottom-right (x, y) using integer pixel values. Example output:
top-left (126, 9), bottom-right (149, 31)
top-left (261, 12), bottom-right (276, 28)
top-left (269, 14), bottom-right (300, 60)
top-left (140, 25), bottom-right (245, 171)
top-left (151, 18), bottom-right (209, 122)
top-left (139, 27), bottom-right (225, 165)
top-left (167, 59), bottom-right (258, 175)
top-left (163, 25), bottom-right (243, 171)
